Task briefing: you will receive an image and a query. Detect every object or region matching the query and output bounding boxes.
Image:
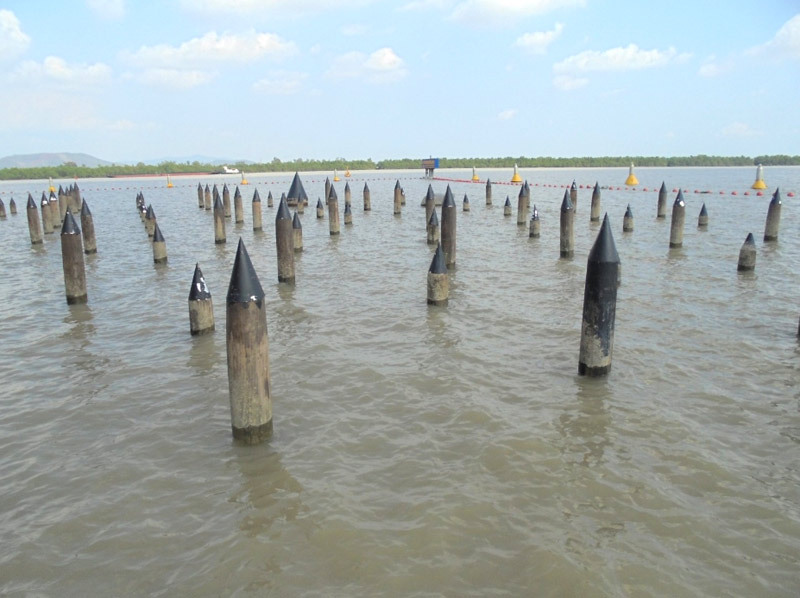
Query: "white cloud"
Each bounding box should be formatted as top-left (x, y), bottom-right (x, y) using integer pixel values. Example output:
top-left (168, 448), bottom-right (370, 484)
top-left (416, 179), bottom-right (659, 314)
top-left (554, 44), bottom-right (683, 73)
top-left (515, 22), bottom-right (563, 54)
top-left (0, 9), bottom-right (31, 61)
top-left (253, 71), bottom-right (307, 94)
top-left (698, 55), bottom-right (731, 77)
top-left (14, 56), bottom-right (112, 86)
top-left (124, 30), bottom-right (296, 68)
top-left (327, 47), bottom-right (407, 83)
top-left (721, 122), bottom-right (760, 138)
top-left (552, 74), bottom-right (587, 90)
top-left (451, 0), bottom-right (584, 25)
top-left (86, 0), bottom-right (125, 19)
top-left (748, 13), bottom-right (800, 60)
top-left (139, 68), bottom-right (216, 89)
top-left (497, 108), bottom-right (517, 120)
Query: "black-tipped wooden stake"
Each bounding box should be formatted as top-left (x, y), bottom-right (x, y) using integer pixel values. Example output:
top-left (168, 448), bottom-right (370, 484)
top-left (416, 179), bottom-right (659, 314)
top-left (197, 182), bottom-right (204, 208)
top-left (523, 181), bottom-right (531, 210)
top-left (669, 190), bottom-right (685, 248)
top-left (204, 184), bottom-right (211, 210)
top-left (698, 203), bottom-right (708, 228)
top-left (275, 197), bottom-right (295, 283)
top-left (579, 214), bottom-right (620, 377)
top-left (363, 182), bottom-right (371, 211)
top-left (226, 239), bottom-right (272, 444)
top-left (485, 178), bottom-right (492, 206)
top-left (60, 210), bottom-right (87, 304)
top-left (9, 197), bottom-right (16, 215)
top-left (316, 198), bottom-right (325, 219)
top-left (41, 194), bottom-right (53, 234)
top-left (27, 194), bottom-right (42, 244)
top-left (737, 233), bottom-right (756, 271)
top-left (623, 204), bottom-right (634, 232)
top-left (80, 200), bottom-right (97, 254)
top-left (145, 204), bottom-right (156, 237)
top-left (49, 191), bottom-right (60, 226)
top-left (252, 189), bottom-right (263, 232)
top-left (324, 178), bottom-right (331, 206)
top-left (463, 194), bottom-right (470, 212)
top-left (213, 195), bottom-right (226, 244)
top-left (152, 222), bottom-right (167, 263)
top-left (393, 179), bottom-right (402, 215)
top-left (764, 188), bottom-right (781, 242)
top-left (189, 263), bottom-right (214, 335)
top-left (427, 207), bottom-right (440, 245)
top-left (424, 184), bottom-right (436, 228)
top-left (570, 180), bottom-right (578, 213)
top-left (427, 243), bottom-right (449, 305)
top-left (344, 202), bottom-right (353, 225)
top-left (590, 182), bottom-right (601, 222)
top-left (267, 191), bottom-right (274, 208)
top-left (344, 181), bottom-right (351, 206)
top-left (57, 186), bottom-right (67, 222)
top-left (560, 190), bottom-right (575, 258)
top-left (328, 185), bottom-right (340, 235)
top-left (516, 186), bottom-right (526, 225)
top-left (234, 186), bottom-right (244, 223)
top-left (441, 186), bottom-right (457, 268)
top-left (529, 205), bottom-right (540, 238)
top-left (657, 182), bottom-right (667, 219)
top-left (71, 184), bottom-right (82, 213)
top-left (292, 211), bottom-right (303, 252)
top-left (222, 184), bottom-right (231, 218)
top-left (503, 196), bottom-right (512, 216)
top-left (0, 199), bottom-right (5, 219)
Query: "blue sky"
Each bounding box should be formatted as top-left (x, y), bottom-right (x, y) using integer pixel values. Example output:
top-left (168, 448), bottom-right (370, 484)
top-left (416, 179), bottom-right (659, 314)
top-left (0, 1), bottom-right (798, 163)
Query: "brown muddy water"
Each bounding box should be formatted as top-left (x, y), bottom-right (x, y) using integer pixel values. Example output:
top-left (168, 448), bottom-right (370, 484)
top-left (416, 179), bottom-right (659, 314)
top-left (0, 167), bottom-right (798, 597)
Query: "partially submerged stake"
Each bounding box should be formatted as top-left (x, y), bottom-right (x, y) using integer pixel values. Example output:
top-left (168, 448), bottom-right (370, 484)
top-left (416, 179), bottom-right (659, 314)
top-left (737, 233), bottom-right (756, 271)
top-left (516, 186), bottom-right (527, 225)
top-left (152, 222), bottom-right (167, 264)
top-left (60, 210), bottom-right (88, 304)
top-left (669, 190), bottom-right (686, 248)
top-left (427, 207), bottom-right (440, 245)
top-left (578, 214), bottom-right (620, 377)
top-left (623, 204), bottom-right (634, 232)
top-left (764, 188), bottom-right (781, 242)
top-left (27, 194), bottom-right (42, 244)
top-left (427, 243), bottom-right (449, 306)
top-left (9, 197), bottom-right (16, 215)
top-left (267, 191), bottom-right (274, 208)
top-left (214, 195), bottom-right (226, 244)
top-left (657, 182), bottom-right (667, 219)
top-left (328, 185), bottom-right (340, 235)
top-left (275, 196), bottom-right (295, 283)
top-left (226, 239), bottom-right (272, 444)
top-left (41, 194), bottom-right (53, 234)
top-left (698, 203), bottom-right (708, 228)
top-left (222, 183), bottom-right (231, 218)
top-left (344, 182), bottom-right (351, 206)
top-left (188, 263), bottom-right (214, 335)
top-left (590, 182), bottom-right (601, 222)
top-left (252, 189), bottom-right (263, 232)
top-left (80, 200), bottom-right (97, 254)
top-left (440, 186), bottom-right (457, 268)
top-left (463, 194), bottom-right (470, 212)
top-left (292, 211), bottom-right (303, 252)
top-left (145, 205), bottom-right (156, 238)
top-left (560, 190), bottom-right (575, 258)
top-left (344, 202), bottom-right (353, 225)
top-left (363, 182), bottom-right (371, 211)
top-left (0, 199), bottom-right (5, 219)
top-left (485, 179), bottom-right (492, 205)
top-left (316, 198), bottom-right (325, 219)
top-left (234, 186), bottom-right (244, 223)
top-left (197, 183), bottom-right (204, 208)
top-left (393, 180), bottom-right (402, 215)
top-left (503, 196), bottom-right (512, 216)
top-left (204, 184), bottom-right (211, 210)
top-left (424, 184), bottom-right (436, 227)
top-left (529, 205), bottom-right (540, 238)
top-left (570, 180), bottom-right (578, 212)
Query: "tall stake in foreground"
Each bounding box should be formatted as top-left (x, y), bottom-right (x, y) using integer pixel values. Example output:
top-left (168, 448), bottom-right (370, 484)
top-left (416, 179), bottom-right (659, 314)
top-left (764, 188), bottom-right (781, 242)
top-left (188, 263), bottom-right (214, 335)
top-left (61, 210), bottom-right (88, 304)
top-left (226, 239), bottom-right (272, 444)
top-left (441, 185), bottom-right (457, 268)
top-left (275, 197), bottom-right (295, 283)
top-left (669, 190), bottom-right (686, 248)
top-left (579, 214), bottom-right (620, 377)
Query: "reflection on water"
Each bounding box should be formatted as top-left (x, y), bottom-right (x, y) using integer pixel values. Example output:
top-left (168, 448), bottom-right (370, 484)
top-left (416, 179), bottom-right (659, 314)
top-left (557, 380), bottom-right (611, 467)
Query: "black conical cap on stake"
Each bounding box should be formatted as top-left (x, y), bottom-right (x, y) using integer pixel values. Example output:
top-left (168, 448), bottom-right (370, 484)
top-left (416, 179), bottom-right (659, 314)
top-left (198, 182), bottom-right (202, 191)
top-left (561, 189), bottom-right (573, 211)
top-left (588, 214), bottom-right (620, 264)
top-left (27, 193), bottom-right (36, 208)
top-left (443, 185), bottom-right (455, 207)
top-left (429, 243), bottom-right (447, 274)
top-left (81, 199), bottom-right (91, 216)
top-left (280, 192), bottom-right (286, 203)
top-left (328, 185), bottom-right (338, 202)
top-left (234, 186), bottom-right (241, 199)
top-left (252, 189), bottom-right (261, 203)
top-left (532, 204), bottom-right (539, 220)
top-left (49, 190), bottom-right (57, 200)
top-left (189, 263), bottom-right (212, 300)
top-left (344, 202), bottom-right (352, 214)
top-left (518, 185), bottom-right (525, 199)
top-left (227, 238), bottom-right (265, 305)
top-left (287, 172), bottom-right (308, 201)
top-left (41, 191), bottom-right (47, 202)
top-left (61, 209), bottom-right (81, 235)
top-left (504, 196), bottom-right (511, 206)
top-left (205, 184), bottom-right (210, 192)
top-left (345, 181), bottom-right (350, 192)
top-left (214, 195), bottom-right (223, 211)
top-left (744, 232), bottom-right (755, 246)
top-left (395, 179), bottom-right (401, 190)
top-left (317, 198), bottom-right (323, 209)
top-left (486, 178), bottom-right (491, 185)
top-left (659, 181), bottom-right (667, 193)
top-left (152, 221), bottom-right (165, 242)
top-left (426, 184), bottom-right (435, 202)
top-left (363, 182), bottom-right (369, 192)
top-left (625, 204), bottom-right (633, 217)
top-left (223, 183), bottom-right (229, 192)
top-left (429, 208), bottom-right (439, 225)
top-left (771, 188), bottom-right (781, 205)
top-left (59, 184), bottom-right (64, 193)
top-left (675, 189), bottom-right (685, 206)
top-left (292, 211), bottom-right (302, 228)
top-left (276, 195), bottom-right (291, 220)
top-left (699, 203), bottom-right (707, 216)
top-left (571, 180), bottom-right (577, 190)
top-left (463, 194), bottom-right (469, 204)
top-left (267, 191), bottom-right (273, 201)
top-left (146, 204), bottom-right (155, 219)
top-left (593, 181), bottom-right (600, 194)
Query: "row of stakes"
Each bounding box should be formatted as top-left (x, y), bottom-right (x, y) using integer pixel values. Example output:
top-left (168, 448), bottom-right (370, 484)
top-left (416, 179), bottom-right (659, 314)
top-left (5, 175), bottom-right (787, 445)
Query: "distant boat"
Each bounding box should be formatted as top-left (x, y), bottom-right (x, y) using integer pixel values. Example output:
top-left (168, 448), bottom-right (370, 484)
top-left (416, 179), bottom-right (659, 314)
top-left (223, 165), bottom-right (240, 174)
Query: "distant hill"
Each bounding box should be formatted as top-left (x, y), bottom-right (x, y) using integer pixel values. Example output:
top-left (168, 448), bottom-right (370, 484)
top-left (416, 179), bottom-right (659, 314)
top-left (142, 155), bottom-right (255, 166)
top-left (0, 152), bottom-right (113, 168)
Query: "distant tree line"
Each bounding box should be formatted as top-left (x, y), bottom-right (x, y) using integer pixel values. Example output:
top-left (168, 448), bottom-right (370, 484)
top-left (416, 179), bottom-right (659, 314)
top-left (1, 155), bottom-right (798, 180)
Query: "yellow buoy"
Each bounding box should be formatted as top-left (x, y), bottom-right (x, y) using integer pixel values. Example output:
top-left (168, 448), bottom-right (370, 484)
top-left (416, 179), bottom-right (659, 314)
top-left (48, 177), bottom-right (55, 192)
top-left (333, 169), bottom-right (340, 182)
top-left (625, 163), bottom-right (639, 186)
top-left (345, 168), bottom-right (351, 178)
top-left (241, 171), bottom-right (249, 185)
top-left (166, 174), bottom-right (173, 188)
top-left (511, 164), bottom-right (522, 183)
top-left (471, 167), bottom-right (479, 182)
top-left (751, 164), bottom-right (767, 189)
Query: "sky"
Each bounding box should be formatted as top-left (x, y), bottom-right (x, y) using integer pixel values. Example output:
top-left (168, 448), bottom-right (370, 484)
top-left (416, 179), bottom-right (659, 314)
top-left (0, 0), bottom-right (798, 164)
